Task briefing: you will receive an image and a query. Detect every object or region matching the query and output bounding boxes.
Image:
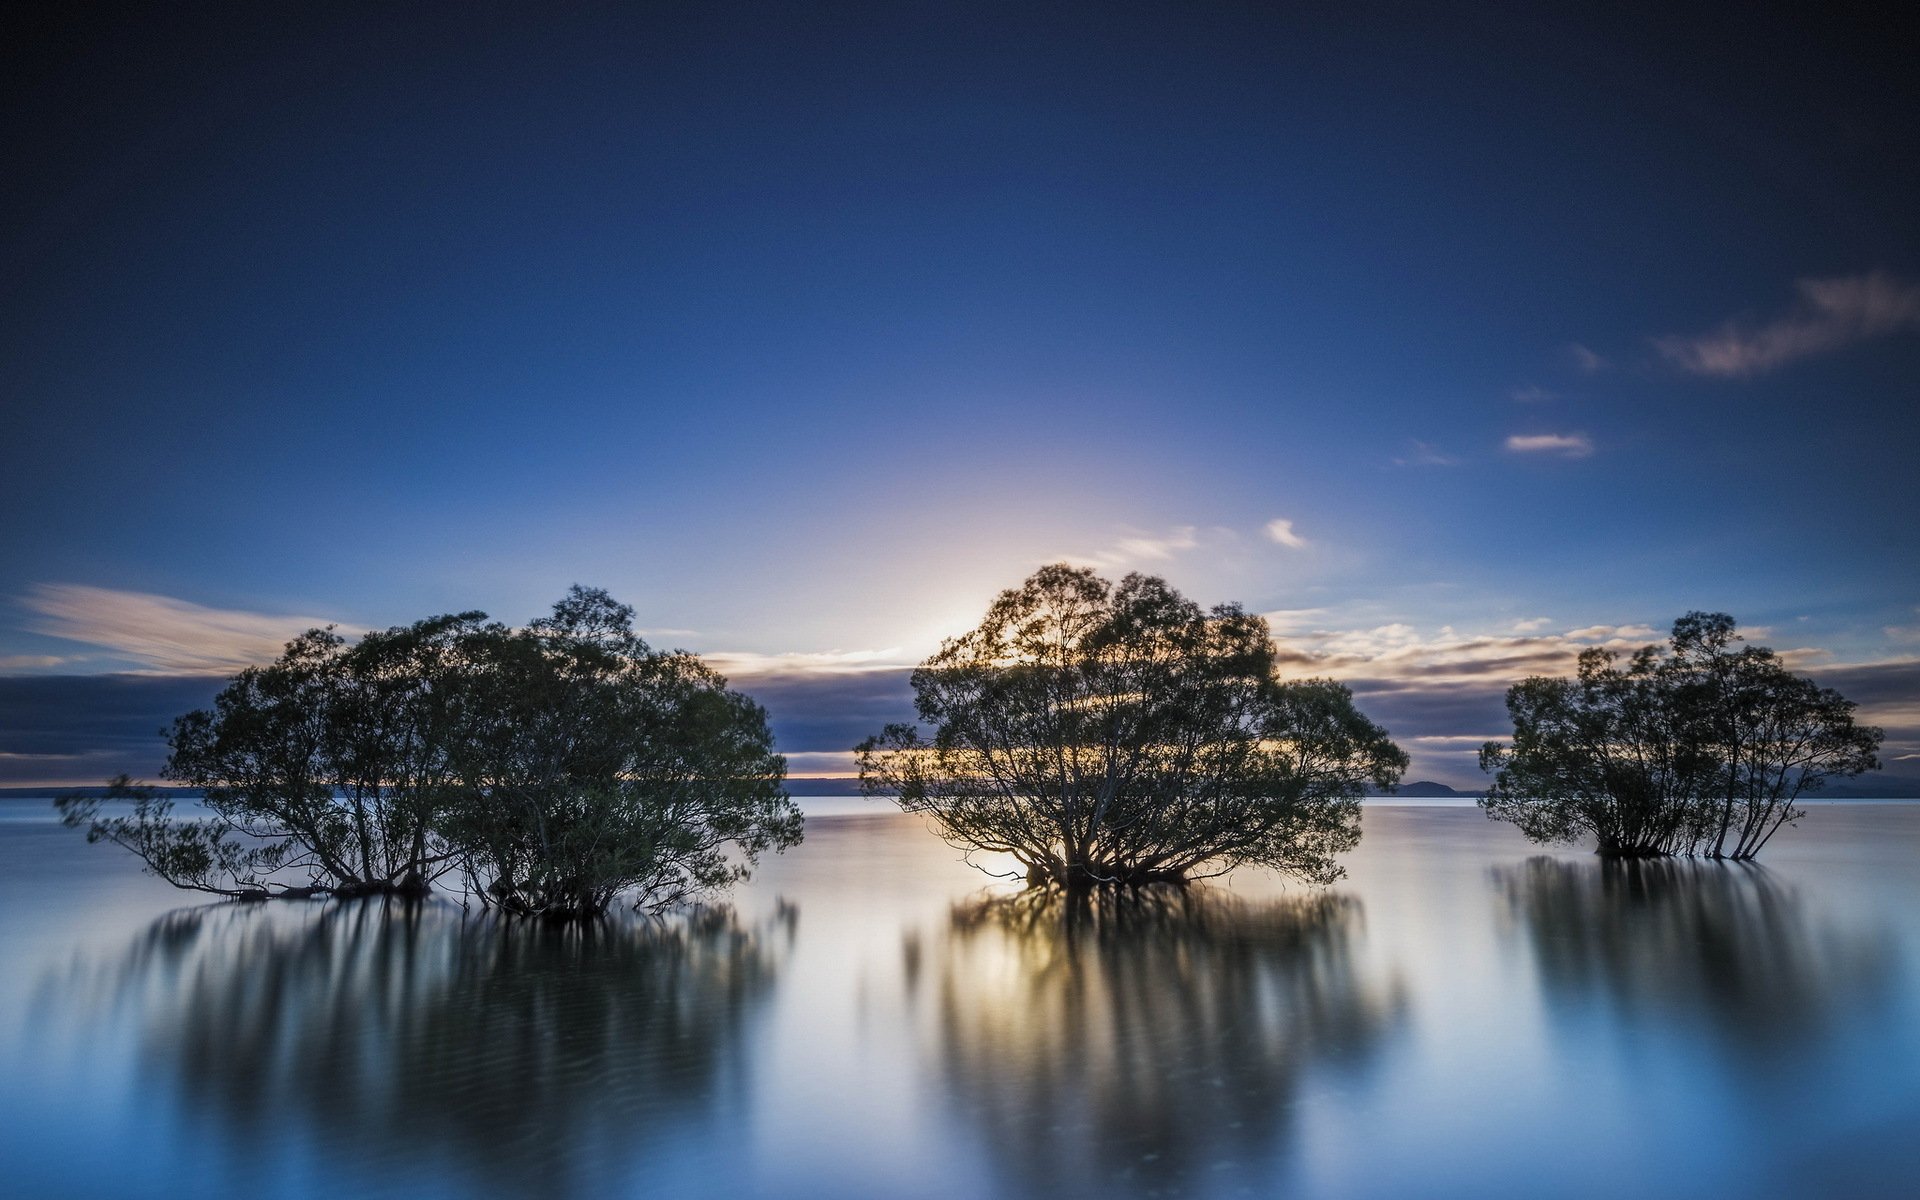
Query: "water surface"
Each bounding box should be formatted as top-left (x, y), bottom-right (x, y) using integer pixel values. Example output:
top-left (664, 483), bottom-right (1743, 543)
top-left (2, 801), bottom-right (1917, 1198)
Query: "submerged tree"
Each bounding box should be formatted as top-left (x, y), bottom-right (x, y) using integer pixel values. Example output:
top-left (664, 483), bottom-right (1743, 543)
top-left (857, 565), bottom-right (1406, 888)
top-left (441, 587), bottom-right (802, 918)
top-left (1480, 613), bottom-right (1880, 860)
top-left (59, 587), bottom-right (801, 915)
top-left (1663, 612), bottom-right (1883, 857)
top-left (1478, 644), bottom-right (1704, 857)
top-left (60, 614), bottom-right (484, 898)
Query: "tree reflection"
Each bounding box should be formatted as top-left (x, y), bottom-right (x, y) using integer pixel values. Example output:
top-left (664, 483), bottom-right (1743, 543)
top-left (84, 899), bottom-right (791, 1197)
top-left (1495, 857), bottom-right (1893, 1044)
top-left (920, 886), bottom-right (1403, 1198)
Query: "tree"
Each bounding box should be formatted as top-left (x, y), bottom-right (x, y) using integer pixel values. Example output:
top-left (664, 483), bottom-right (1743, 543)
top-left (60, 616), bottom-right (482, 899)
top-left (857, 565), bottom-right (1407, 888)
top-left (1478, 644), bottom-right (1705, 858)
top-left (440, 587), bottom-right (802, 918)
top-left (59, 587), bottom-right (803, 915)
top-left (1664, 612), bottom-right (1882, 858)
top-left (1480, 613), bottom-right (1881, 860)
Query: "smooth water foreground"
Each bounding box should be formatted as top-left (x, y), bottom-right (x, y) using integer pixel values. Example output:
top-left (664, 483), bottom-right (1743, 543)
top-left (3, 802), bottom-right (1918, 1199)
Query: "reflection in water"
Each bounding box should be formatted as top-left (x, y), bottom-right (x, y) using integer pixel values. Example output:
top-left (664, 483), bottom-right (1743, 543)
top-left (66, 899), bottom-right (791, 1198)
top-left (1496, 857), bottom-right (1893, 1045)
top-left (919, 887), bottom-right (1403, 1198)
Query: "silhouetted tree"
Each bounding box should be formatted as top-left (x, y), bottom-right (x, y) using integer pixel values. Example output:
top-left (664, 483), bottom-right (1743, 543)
top-left (60, 613), bottom-right (486, 897)
top-left (1478, 642), bottom-right (1704, 857)
top-left (59, 587), bottom-right (802, 914)
top-left (1480, 613), bottom-right (1880, 859)
top-left (858, 566), bottom-right (1406, 888)
top-left (1663, 613), bottom-right (1881, 857)
top-left (441, 587), bottom-right (802, 917)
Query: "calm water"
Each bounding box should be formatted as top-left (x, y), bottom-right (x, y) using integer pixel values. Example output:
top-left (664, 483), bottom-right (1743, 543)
top-left (3, 800), bottom-right (1918, 1199)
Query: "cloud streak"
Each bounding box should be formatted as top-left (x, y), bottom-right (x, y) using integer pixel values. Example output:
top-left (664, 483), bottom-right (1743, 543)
top-left (1392, 440), bottom-right (1459, 467)
top-left (22, 584), bottom-right (345, 675)
top-left (1656, 271), bottom-right (1920, 377)
top-left (1504, 432), bottom-right (1593, 458)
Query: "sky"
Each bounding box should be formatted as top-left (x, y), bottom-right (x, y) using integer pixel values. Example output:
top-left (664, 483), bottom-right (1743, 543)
top-left (4, 1), bottom-right (1918, 787)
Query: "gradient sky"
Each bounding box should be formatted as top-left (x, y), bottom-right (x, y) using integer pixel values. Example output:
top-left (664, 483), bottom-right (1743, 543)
top-left (4, 2), bottom-right (1918, 786)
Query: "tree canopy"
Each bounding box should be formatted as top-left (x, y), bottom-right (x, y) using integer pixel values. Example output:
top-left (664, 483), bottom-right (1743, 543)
top-left (58, 587), bottom-right (801, 916)
top-left (857, 565), bottom-right (1407, 888)
top-left (1479, 613), bottom-right (1881, 859)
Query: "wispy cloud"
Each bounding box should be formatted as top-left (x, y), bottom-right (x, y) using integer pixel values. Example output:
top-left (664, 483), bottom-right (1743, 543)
top-left (1108, 527), bottom-right (1200, 562)
top-left (1392, 440), bottom-right (1459, 467)
top-left (1062, 525), bottom-right (1222, 571)
top-left (21, 584), bottom-right (343, 675)
top-left (703, 647), bottom-right (914, 677)
top-left (1655, 271), bottom-right (1920, 377)
top-left (1886, 608), bottom-right (1920, 644)
top-left (1265, 518), bottom-right (1311, 549)
top-left (1564, 623), bottom-right (1659, 641)
top-left (1504, 432), bottom-right (1593, 458)
top-left (1569, 344), bottom-right (1607, 373)
top-left (1511, 617), bottom-right (1552, 632)
top-left (1510, 385), bottom-right (1556, 403)
top-left (0, 654), bottom-right (72, 671)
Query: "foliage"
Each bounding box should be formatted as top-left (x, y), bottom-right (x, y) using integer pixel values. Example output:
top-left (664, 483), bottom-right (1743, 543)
top-left (59, 587), bottom-right (801, 915)
top-left (857, 565), bottom-right (1406, 888)
top-left (55, 775), bottom-right (294, 899)
top-left (1480, 613), bottom-right (1881, 859)
top-left (441, 587), bottom-right (801, 918)
top-left (1478, 645), bottom-right (1704, 857)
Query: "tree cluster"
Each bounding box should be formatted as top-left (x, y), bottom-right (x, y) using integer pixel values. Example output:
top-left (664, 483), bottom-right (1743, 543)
top-left (58, 588), bottom-right (801, 917)
top-left (1480, 613), bottom-right (1881, 859)
top-left (858, 565), bottom-right (1407, 888)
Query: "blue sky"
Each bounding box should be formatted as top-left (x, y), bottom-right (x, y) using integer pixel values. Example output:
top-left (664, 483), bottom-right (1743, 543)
top-left (4, 2), bottom-right (1917, 786)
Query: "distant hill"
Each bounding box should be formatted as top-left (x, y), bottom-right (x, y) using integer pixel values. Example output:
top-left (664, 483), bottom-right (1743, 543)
top-left (1378, 780), bottom-right (1478, 798)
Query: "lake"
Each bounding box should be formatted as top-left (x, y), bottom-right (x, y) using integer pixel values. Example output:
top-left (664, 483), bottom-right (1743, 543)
top-left (3, 799), bottom-right (1918, 1198)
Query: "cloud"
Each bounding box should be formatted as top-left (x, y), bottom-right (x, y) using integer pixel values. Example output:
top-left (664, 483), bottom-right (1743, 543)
top-left (0, 655), bottom-right (72, 671)
top-left (0, 672), bottom-right (228, 784)
top-left (8, 631), bottom-right (1916, 793)
top-left (1886, 608), bottom-right (1920, 644)
top-left (1265, 518), bottom-right (1310, 549)
top-left (1108, 527), bottom-right (1200, 562)
top-left (1504, 433), bottom-right (1593, 458)
top-left (1261, 607), bottom-right (1331, 635)
top-left (1065, 525), bottom-right (1230, 570)
top-left (1569, 344), bottom-right (1607, 373)
top-left (1564, 624), bottom-right (1658, 642)
top-left (1510, 385), bottom-right (1556, 403)
top-left (704, 648), bottom-right (914, 677)
top-left (723, 666), bottom-right (919, 756)
top-left (1392, 440), bottom-right (1459, 467)
top-left (1511, 617), bottom-right (1553, 633)
top-left (1655, 271), bottom-right (1920, 377)
top-left (21, 584), bottom-right (344, 675)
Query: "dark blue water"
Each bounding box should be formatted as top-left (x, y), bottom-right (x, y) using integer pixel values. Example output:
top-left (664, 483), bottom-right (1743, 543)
top-left (3, 801), bottom-right (1917, 1198)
